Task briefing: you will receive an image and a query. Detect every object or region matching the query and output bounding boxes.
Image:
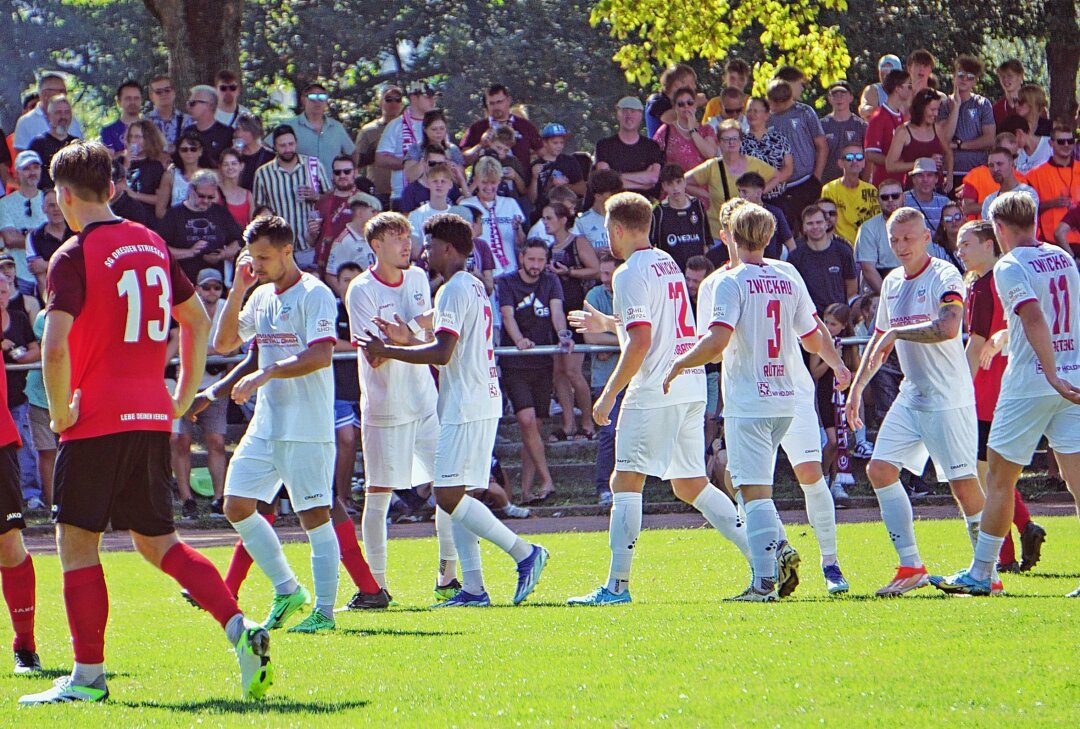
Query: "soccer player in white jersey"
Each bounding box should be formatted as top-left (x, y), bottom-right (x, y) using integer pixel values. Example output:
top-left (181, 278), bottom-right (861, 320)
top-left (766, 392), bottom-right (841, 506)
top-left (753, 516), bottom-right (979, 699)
top-left (215, 215), bottom-right (340, 633)
top-left (564, 192), bottom-right (754, 607)
top-left (358, 213), bottom-right (548, 607)
top-left (706, 198), bottom-right (853, 596)
top-left (932, 192), bottom-right (1080, 596)
top-left (667, 203), bottom-right (850, 601)
top-left (346, 212), bottom-right (461, 602)
top-left (845, 207), bottom-right (990, 597)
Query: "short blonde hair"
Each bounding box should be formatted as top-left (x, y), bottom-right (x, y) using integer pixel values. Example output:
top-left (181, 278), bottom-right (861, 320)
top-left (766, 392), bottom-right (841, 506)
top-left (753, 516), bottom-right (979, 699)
top-left (886, 207), bottom-right (925, 232)
top-left (718, 197), bottom-right (749, 231)
top-left (604, 191), bottom-right (653, 233)
top-left (987, 190), bottom-right (1037, 229)
top-left (473, 156), bottom-right (502, 182)
top-left (729, 203), bottom-right (775, 252)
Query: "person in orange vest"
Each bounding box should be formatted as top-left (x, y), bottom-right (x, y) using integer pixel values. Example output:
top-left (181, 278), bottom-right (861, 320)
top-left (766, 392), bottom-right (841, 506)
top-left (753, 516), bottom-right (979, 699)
top-left (1024, 120), bottom-right (1080, 254)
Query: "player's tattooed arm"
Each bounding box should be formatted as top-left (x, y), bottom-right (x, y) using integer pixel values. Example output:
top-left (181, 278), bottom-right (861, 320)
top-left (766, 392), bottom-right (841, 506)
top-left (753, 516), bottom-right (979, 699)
top-left (888, 296), bottom-right (964, 344)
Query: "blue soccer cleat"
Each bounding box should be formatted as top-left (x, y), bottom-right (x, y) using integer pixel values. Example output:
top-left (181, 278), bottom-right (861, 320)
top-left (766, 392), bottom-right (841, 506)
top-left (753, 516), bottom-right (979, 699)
top-left (566, 585), bottom-right (632, 606)
top-left (929, 569), bottom-right (991, 596)
top-left (513, 545), bottom-right (549, 605)
top-left (431, 590), bottom-right (491, 608)
top-left (823, 564), bottom-right (850, 595)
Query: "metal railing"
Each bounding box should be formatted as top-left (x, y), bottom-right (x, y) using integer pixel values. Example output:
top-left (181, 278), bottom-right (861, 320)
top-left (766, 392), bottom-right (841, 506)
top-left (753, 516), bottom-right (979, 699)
top-left (2, 337), bottom-right (879, 371)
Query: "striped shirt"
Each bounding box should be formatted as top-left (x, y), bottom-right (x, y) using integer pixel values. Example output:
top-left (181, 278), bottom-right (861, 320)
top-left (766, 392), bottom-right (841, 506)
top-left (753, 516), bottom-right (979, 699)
top-left (252, 155), bottom-right (330, 250)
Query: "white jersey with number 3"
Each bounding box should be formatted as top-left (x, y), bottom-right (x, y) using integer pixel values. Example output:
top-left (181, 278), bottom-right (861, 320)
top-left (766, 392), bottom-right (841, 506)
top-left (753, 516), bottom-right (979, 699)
top-left (994, 243), bottom-right (1080, 400)
top-left (346, 265), bottom-right (438, 426)
top-left (613, 247), bottom-right (705, 409)
top-left (709, 259), bottom-right (818, 418)
top-left (433, 270), bottom-right (502, 424)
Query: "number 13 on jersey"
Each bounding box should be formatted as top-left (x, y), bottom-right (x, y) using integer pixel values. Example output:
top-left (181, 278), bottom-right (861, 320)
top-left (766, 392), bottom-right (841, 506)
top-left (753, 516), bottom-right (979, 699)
top-left (117, 266), bottom-right (172, 343)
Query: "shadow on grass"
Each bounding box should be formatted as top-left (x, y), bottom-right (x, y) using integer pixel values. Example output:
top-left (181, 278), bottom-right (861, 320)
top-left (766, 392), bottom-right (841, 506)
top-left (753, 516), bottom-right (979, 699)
top-left (1016, 572), bottom-right (1080, 580)
top-left (118, 697), bottom-right (368, 715)
top-left (18, 669), bottom-right (131, 681)
top-left (338, 627), bottom-right (462, 637)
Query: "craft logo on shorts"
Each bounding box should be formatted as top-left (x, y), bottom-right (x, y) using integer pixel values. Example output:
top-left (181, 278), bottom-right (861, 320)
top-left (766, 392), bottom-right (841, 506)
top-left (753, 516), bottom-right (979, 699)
top-left (625, 305), bottom-right (647, 321)
top-left (757, 382), bottom-right (771, 397)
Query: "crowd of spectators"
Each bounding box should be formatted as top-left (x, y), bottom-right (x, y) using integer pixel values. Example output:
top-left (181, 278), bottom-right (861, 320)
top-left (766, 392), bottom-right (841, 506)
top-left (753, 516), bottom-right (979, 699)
top-left (1, 47), bottom-right (1078, 515)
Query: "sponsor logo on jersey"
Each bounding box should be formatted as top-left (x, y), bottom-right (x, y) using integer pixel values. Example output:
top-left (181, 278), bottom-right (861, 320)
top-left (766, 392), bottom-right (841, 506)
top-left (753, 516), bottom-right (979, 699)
top-left (916, 285), bottom-right (927, 303)
top-left (414, 292), bottom-right (425, 306)
top-left (625, 305), bottom-right (647, 321)
top-left (489, 384), bottom-right (500, 398)
top-left (5, 512), bottom-right (21, 521)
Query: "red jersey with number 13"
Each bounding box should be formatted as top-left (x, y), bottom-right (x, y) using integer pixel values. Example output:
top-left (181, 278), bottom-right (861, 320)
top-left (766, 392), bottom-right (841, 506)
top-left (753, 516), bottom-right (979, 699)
top-left (45, 219), bottom-right (195, 441)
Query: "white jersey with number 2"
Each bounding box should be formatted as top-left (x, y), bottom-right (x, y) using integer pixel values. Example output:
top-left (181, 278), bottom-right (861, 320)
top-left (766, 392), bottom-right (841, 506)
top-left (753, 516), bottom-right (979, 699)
top-left (709, 259), bottom-right (818, 418)
top-left (433, 270), bottom-right (502, 424)
top-left (613, 247), bottom-right (705, 409)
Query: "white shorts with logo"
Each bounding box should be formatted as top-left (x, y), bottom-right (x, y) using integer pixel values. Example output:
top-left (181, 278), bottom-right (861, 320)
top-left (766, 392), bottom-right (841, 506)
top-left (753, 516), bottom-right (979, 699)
top-left (615, 401), bottom-right (706, 480)
top-left (224, 434), bottom-right (334, 509)
top-left (779, 400), bottom-right (822, 468)
top-left (726, 416), bottom-right (793, 487)
top-left (873, 404), bottom-right (978, 482)
top-left (434, 417), bottom-right (499, 489)
top-left (988, 394), bottom-right (1080, 466)
top-left (362, 410), bottom-right (439, 489)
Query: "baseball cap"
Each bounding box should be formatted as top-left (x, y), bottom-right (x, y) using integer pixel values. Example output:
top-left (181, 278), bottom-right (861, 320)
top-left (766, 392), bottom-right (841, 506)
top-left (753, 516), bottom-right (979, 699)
top-left (348, 192), bottom-right (382, 211)
top-left (0, 251), bottom-right (16, 265)
top-left (616, 96), bottom-right (644, 111)
top-left (196, 268), bottom-right (224, 286)
top-left (827, 80), bottom-right (854, 95)
top-left (15, 150), bottom-right (42, 170)
top-left (406, 80), bottom-right (438, 96)
top-left (879, 54), bottom-right (903, 71)
top-left (540, 123), bottom-right (570, 139)
top-left (911, 157), bottom-right (938, 174)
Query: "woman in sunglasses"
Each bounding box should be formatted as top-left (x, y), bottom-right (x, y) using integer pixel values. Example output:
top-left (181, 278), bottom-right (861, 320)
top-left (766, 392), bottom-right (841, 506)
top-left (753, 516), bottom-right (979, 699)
top-left (156, 130), bottom-right (213, 218)
top-left (651, 87), bottom-right (717, 176)
top-left (885, 88), bottom-right (953, 192)
top-left (929, 202), bottom-right (965, 271)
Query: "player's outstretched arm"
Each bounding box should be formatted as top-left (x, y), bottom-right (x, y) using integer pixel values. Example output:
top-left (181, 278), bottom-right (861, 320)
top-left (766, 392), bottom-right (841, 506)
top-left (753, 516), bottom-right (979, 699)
top-left (846, 329), bottom-right (887, 430)
top-left (171, 294), bottom-right (212, 417)
top-left (1016, 300), bottom-right (1080, 404)
top-left (593, 324), bottom-right (650, 425)
top-left (187, 344), bottom-right (259, 420)
top-left (800, 321), bottom-right (852, 391)
top-left (568, 301), bottom-right (616, 335)
top-left (887, 296), bottom-right (964, 344)
top-left (358, 329), bottom-right (458, 367)
top-left (232, 340), bottom-right (334, 405)
top-left (664, 323), bottom-right (731, 393)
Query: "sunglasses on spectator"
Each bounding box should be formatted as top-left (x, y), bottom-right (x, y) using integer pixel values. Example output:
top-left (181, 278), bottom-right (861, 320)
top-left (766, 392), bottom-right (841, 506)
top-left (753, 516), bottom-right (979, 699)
top-left (199, 283), bottom-right (223, 291)
top-left (723, 107), bottom-right (742, 116)
top-left (956, 72), bottom-right (977, 81)
top-left (179, 146), bottom-right (200, 153)
top-left (879, 192), bottom-right (903, 201)
top-left (1053, 137), bottom-right (1077, 145)
top-left (943, 213), bottom-right (964, 222)
top-left (719, 136), bottom-right (741, 143)
top-left (820, 209), bottom-right (838, 217)
top-left (218, 84), bottom-right (238, 92)
top-left (384, 95), bottom-right (403, 103)
top-left (187, 99), bottom-right (208, 107)
top-left (150, 86), bottom-right (173, 95)
top-left (332, 168), bottom-right (354, 175)
top-left (843, 152), bottom-right (865, 162)
top-left (307, 93), bottom-right (329, 102)
top-left (675, 100), bottom-right (695, 108)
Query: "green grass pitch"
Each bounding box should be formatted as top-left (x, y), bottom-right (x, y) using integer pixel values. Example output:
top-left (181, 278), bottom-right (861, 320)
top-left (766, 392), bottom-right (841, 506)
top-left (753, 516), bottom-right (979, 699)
top-left (5, 517), bottom-right (1080, 727)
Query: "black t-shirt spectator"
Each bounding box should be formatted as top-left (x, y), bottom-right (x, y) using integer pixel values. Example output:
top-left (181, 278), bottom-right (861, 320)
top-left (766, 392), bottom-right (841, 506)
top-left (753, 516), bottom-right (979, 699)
top-left (155, 202), bottom-right (244, 280)
top-left (334, 300), bottom-right (360, 401)
top-left (27, 223), bottom-right (71, 265)
top-left (3, 309), bottom-right (34, 407)
top-left (787, 236), bottom-right (857, 314)
top-left (112, 191), bottom-right (153, 227)
top-left (496, 270), bottom-right (563, 371)
top-left (29, 133), bottom-right (79, 190)
top-left (128, 158), bottom-right (165, 218)
top-left (240, 146), bottom-right (275, 191)
top-left (533, 153), bottom-right (584, 213)
top-left (594, 134), bottom-right (663, 198)
top-left (182, 121), bottom-right (233, 166)
top-left (650, 198), bottom-right (712, 271)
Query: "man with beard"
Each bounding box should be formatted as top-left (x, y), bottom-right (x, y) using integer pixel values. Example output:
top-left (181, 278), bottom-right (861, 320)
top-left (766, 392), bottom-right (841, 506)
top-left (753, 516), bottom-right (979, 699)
top-left (28, 96), bottom-right (79, 190)
top-left (980, 146), bottom-right (1038, 220)
top-left (157, 169), bottom-right (243, 280)
top-left (311, 155), bottom-right (376, 271)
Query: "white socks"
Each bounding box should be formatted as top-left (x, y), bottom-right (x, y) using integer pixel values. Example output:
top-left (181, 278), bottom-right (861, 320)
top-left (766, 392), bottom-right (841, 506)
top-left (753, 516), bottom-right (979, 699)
top-left (451, 517), bottom-right (484, 594)
top-left (692, 485), bottom-right (751, 565)
top-left (744, 499), bottom-right (779, 591)
top-left (232, 511), bottom-right (298, 595)
top-left (970, 531), bottom-right (1005, 581)
top-left (875, 481), bottom-right (921, 568)
top-left (306, 521), bottom-right (340, 618)
top-left (606, 492), bottom-right (642, 595)
top-left (802, 478), bottom-right (838, 566)
top-left (435, 506), bottom-right (458, 585)
top-left (964, 511), bottom-right (999, 583)
top-left (450, 496), bottom-right (532, 562)
top-left (361, 491), bottom-right (392, 589)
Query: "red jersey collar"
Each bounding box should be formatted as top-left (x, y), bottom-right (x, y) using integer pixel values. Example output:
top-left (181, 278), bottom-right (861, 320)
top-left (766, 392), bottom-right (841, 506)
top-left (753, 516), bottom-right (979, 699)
top-left (903, 256), bottom-right (933, 280)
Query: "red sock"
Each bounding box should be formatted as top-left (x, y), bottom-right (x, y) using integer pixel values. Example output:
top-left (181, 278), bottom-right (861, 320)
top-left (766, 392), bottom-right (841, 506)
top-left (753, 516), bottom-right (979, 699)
top-left (1, 555), bottom-right (35, 652)
top-left (161, 543), bottom-right (241, 631)
top-left (999, 533), bottom-right (1016, 565)
top-left (224, 513), bottom-right (276, 598)
top-left (334, 519), bottom-right (380, 594)
top-left (1013, 488), bottom-right (1031, 531)
top-left (63, 564), bottom-right (108, 665)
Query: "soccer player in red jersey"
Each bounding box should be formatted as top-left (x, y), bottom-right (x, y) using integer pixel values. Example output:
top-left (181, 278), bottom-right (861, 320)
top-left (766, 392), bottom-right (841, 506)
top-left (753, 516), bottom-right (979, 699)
top-left (19, 141), bottom-right (272, 704)
top-left (0, 275), bottom-right (40, 676)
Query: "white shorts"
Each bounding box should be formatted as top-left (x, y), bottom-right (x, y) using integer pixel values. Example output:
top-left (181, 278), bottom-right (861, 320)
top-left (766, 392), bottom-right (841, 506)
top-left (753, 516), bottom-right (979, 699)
top-left (726, 416), bottom-right (793, 487)
top-left (779, 400), bottom-right (822, 467)
top-left (615, 401), bottom-right (706, 480)
top-left (434, 418), bottom-right (498, 489)
top-left (224, 435), bottom-right (334, 509)
top-left (988, 395), bottom-right (1080, 465)
top-left (362, 410), bottom-right (439, 489)
top-left (873, 404), bottom-right (977, 482)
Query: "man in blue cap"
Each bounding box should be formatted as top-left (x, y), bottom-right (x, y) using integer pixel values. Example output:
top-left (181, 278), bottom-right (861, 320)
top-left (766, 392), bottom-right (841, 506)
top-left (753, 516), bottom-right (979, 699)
top-left (529, 123), bottom-right (586, 215)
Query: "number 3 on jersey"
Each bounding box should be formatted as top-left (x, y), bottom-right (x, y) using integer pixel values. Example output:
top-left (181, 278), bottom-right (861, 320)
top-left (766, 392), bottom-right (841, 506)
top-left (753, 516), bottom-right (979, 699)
top-left (766, 299), bottom-right (781, 358)
top-left (667, 281), bottom-right (695, 338)
top-left (117, 266), bottom-right (171, 343)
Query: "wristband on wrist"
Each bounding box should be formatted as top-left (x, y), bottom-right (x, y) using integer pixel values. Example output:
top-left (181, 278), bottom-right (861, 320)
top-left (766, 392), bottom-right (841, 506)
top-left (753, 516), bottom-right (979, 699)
top-left (204, 387), bottom-right (217, 402)
top-left (407, 318), bottom-right (423, 337)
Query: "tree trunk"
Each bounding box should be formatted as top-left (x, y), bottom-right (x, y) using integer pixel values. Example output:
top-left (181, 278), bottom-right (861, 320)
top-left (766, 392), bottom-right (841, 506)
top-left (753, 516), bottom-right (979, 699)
top-left (1045, 0), bottom-right (1080, 123)
top-left (141, 0), bottom-right (244, 104)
